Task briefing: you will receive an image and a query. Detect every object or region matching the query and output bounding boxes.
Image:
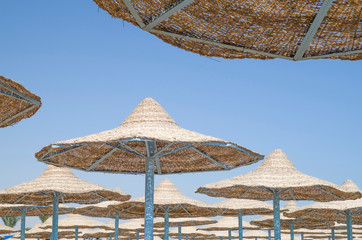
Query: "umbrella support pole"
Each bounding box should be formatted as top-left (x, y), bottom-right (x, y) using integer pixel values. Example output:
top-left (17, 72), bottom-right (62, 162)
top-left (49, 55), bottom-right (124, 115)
top-left (238, 210), bottom-right (243, 240)
top-left (346, 210), bottom-right (353, 240)
top-left (290, 221), bottom-right (294, 240)
top-left (110, 233), bottom-right (112, 240)
top-left (301, 233), bottom-right (304, 240)
top-left (52, 192), bottom-right (61, 240)
top-left (37, 236), bottom-right (40, 240)
top-left (20, 208), bottom-right (26, 240)
top-left (75, 226), bottom-right (78, 240)
top-left (273, 189), bottom-right (281, 240)
top-left (145, 141), bottom-right (156, 240)
top-left (164, 205), bottom-right (169, 240)
top-left (331, 227), bottom-right (335, 240)
top-left (178, 223), bottom-right (182, 240)
top-left (186, 234), bottom-right (188, 240)
top-left (228, 229), bottom-right (231, 240)
top-left (268, 230), bottom-right (271, 240)
top-left (115, 212), bottom-right (120, 240)
top-left (137, 229), bottom-right (140, 240)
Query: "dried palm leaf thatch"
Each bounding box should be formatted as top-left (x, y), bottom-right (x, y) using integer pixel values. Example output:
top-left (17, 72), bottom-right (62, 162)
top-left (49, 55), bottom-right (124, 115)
top-left (0, 224), bottom-right (20, 234)
top-left (206, 230), bottom-right (239, 239)
top-left (25, 222), bottom-right (75, 238)
top-left (198, 217), bottom-right (259, 231)
top-left (107, 218), bottom-right (163, 232)
top-left (152, 217), bottom-right (216, 227)
top-left (110, 178), bottom-right (218, 217)
top-left (243, 230), bottom-right (270, 238)
top-left (0, 165), bottom-right (130, 204)
top-left (40, 214), bottom-right (112, 230)
top-left (212, 199), bottom-right (274, 216)
top-left (285, 228), bottom-right (330, 234)
top-left (0, 203), bottom-right (72, 217)
top-left (73, 200), bottom-right (138, 219)
top-left (36, 98), bottom-right (263, 174)
top-left (282, 201), bottom-right (299, 212)
top-left (303, 233), bottom-right (345, 239)
top-left (197, 149), bottom-right (361, 201)
top-left (80, 228), bottom-right (115, 238)
top-left (92, 0), bottom-right (361, 61)
top-left (250, 215), bottom-right (334, 229)
top-left (169, 226), bottom-right (215, 237)
top-left (0, 75), bottom-right (41, 128)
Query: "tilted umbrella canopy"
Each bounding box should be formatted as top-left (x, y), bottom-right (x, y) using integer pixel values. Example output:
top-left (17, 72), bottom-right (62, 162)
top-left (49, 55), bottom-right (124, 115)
top-left (0, 75), bottom-right (41, 128)
top-left (152, 217), bottom-right (216, 227)
top-left (198, 217), bottom-right (259, 231)
top-left (92, 0), bottom-right (361, 61)
top-left (40, 214), bottom-right (113, 229)
top-left (0, 224), bottom-right (20, 234)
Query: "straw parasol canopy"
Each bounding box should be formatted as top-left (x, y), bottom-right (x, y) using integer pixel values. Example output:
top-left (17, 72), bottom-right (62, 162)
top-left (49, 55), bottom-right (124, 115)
top-left (169, 226), bottom-right (215, 238)
top-left (250, 215), bottom-right (334, 229)
top-left (80, 228), bottom-right (115, 238)
top-left (25, 222), bottom-right (75, 238)
top-left (198, 217), bottom-right (259, 231)
top-left (243, 230), bottom-right (269, 238)
top-left (0, 75), bottom-right (41, 128)
top-left (207, 230), bottom-right (239, 239)
top-left (212, 199), bottom-right (274, 216)
top-left (0, 203), bottom-right (72, 217)
top-left (152, 217), bottom-right (216, 228)
top-left (91, 0), bottom-right (361, 61)
top-left (282, 201), bottom-right (299, 212)
top-left (40, 214), bottom-right (113, 230)
top-left (0, 224), bottom-right (20, 234)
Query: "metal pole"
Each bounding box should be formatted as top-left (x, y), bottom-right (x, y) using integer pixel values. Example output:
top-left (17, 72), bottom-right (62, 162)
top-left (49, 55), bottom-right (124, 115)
top-left (52, 193), bottom-right (60, 240)
top-left (301, 233), bottom-right (304, 240)
top-left (20, 208), bottom-right (26, 240)
top-left (268, 230), bottom-right (271, 240)
top-left (137, 229), bottom-right (140, 240)
top-left (273, 189), bottom-right (281, 240)
top-left (186, 234), bottom-right (188, 240)
top-left (331, 227), bottom-right (335, 240)
top-left (164, 205), bottom-right (169, 240)
top-left (178, 223), bottom-right (182, 240)
top-left (75, 226), bottom-right (78, 240)
top-left (346, 210), bottom-right (353, 240)
top-left (228, 229), bottom-right (231, 240)
top-left (110, 233), bottom-right (112, 240)
top-left (238, 210), bottom-right (243, 240)
top-left (115, 212), bottom-right (120, 240)
top-left (145, 141), bottom-right (156, 240)
top-left (37, 236), bottom-right (40, 240)
top-left (290, 221), bottom-right (294, 240)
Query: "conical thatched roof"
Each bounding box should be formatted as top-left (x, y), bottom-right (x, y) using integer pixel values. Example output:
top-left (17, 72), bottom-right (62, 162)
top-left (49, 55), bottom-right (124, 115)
top-left (0, 203), bottom-right (72, 216)
top-left (198, 217), bottom-right (260, 231)
top-left (250, 215), bottom-right (333, 229)
top-left (152, 217), bottom-right (216, 227)
top-left (0, 165), bottom-right (130, 204)
top-left (40, 214), bottom-right (112, 229)
top-left (243, 230), bottom-right (269, 238)
top-left (0, 75), bottom-right (41, 128)
top-left (197, 149), bottom-right (361, 201)
top-left (212, 198), bottom-right (274, 216)
top-left (169, 226), bottom-right (215, 237)
top-left (0, 224), bottom-right (20, 234)
top-left (36, 98), bottom-right (263, 174)
top-left (207, 230), bottom-right (239, 239)
top-left (107, 218), bottom-right (163, 232)
top-left (110, 178), bottom-right (218, 217)
top-left (282, 201), bottom-right (299, 212)
top-left (91, 0), bottom-right (361, 61)
top-left (25, 222), bottom-right (75, 237)
top-left (80, 228), bottom-right (115, 238)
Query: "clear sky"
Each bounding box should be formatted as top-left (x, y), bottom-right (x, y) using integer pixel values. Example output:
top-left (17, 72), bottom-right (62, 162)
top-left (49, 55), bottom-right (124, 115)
top-left (1, 0), bottom-right (361, 229)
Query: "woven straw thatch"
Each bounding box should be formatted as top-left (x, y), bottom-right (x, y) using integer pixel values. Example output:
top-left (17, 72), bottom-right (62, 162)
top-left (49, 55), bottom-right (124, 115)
top-left (36, 98), bottom-right (263, 174)
top-left (0, 75), bottom-right (41, 128)
top-left (110, 178), bottom-right (218, 217)
top-left (243, 230), bottom-right (269, 238)
top-left (282, 201), bottom-right (299, 212)
top-left (40, 214), bottom-right (112, 229)
top-left (198, 217), bottom-right (260, 231)
top-left (108, 218), bottom-right (164, 232)
top-left (0, 165), bottom-right (130, 204)
top-left (285, 198), bottom-right (362, 224)
top-left (80, 228), bottom-right (115, 238)
top-left (91, 0), bottom-right (361, 61)
top-left (0, 224), bottom-right (20, 234)
top-left (0, 203), bottom-right (72, 217)
top-left (197, 149), bottom-right (361, 201)
top-left (169, 226), bottom-right (215, 237)
top-left (26, 223), bottom-right (75, 238)
top-left (283, 228), bottom-right (328, 234)
top-left (207, 230), bottom-right (239, 239)
top-left (250, 215), bottom-right (333, 229)
top-left (212, 199), bottom-right (274, 216)
top-left (73, 200), bottom-right (138, 219)
top-left (152, 217), bottom-right (216, 227)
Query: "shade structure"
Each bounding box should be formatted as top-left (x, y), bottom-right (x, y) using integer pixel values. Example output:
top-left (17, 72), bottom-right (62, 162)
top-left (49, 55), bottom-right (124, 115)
top-left (111, 178), bottom-right (218, 240)
top-left (170, 226), bottom-right (215, 238)
top-left (207, 230), bottom-right (240, 239)
top-left (80, 228), bottom-right (115, 238)
top-left (40, 214), bottom-right (113, 230)
top-left (198, 217), bottom-right (259, 231)
top-left (108, 218), bottom-right (163, 232)
top-left (212, 199), bottom-right (274, 240)
top-left (36, 97), bottom-right (263, 240)
top-left (251, 215), bottom-right (333, 229)
top-left (91, 0), bottom-right (361, 61)
top-left (152, 217), bottom-right (216, 227)
top-left (282, 201), bottom-right (299, 212)
top-left (243, 230), bottom-right (269, 239)
top-left (196, 149), bottom-right (361, 240)
top-left (25, 222), bottom-right (75, 238)
top-left (0, 224), bottom-right (20, 234)
top-left (0, 75), bottom-right (41, 128)
top-left (0, 165), bottom-right (130, 240)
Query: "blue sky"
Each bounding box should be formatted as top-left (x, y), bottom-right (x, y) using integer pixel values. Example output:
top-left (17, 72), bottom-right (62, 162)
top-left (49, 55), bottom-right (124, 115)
top-left (1, 0), bottom-right (361, 229)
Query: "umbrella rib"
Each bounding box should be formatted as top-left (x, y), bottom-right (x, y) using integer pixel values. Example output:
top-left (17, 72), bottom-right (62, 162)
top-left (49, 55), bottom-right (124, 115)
top-left (93, 191), bottom-right (110, 201)
top-left (107, 143), bottom-right (145, 158)
top-left (154, 143), bottom-right (173, 157)
top-left (61, 195), bottom-right (65, 203)
top-left (142, 0), bottom-right (195, 31)
top-left (121, 0), bottom-right (145, 28)
top-left (40, 145), bottom-right (83, 160)
top-left (158, 143), bottom-right (192, 157)
top-left (86, 148), bottom-right (118, 171)
top-left (190, 146), bottom-right (230, 169)
top-left (0, 104), bottom-right (37, 127)
top-left (240, 187), bottom-right (252, 197)
top-left (105, 209), bottom-right (111, 217)
top-left (79, 207), bottom-right (96, 215)
top-left (119, 141), bottom-right (145, 157)
top-left (13, 193), bottom-right (30, 204)
top-left (39, 192), bottom-right (53, 197)
top-left (118, 202), bottom-right (142, 213)
top-left (352, 208), bottom-right (362, 216)
top-left (293, 0), bottom-right (335, 60)
top-left (154, 206), bottom-right (159, 215)
top-left (155, 156), bottom-right (162, 174)
top-left (250, 209), bottom-right (256, 215)
top-left (301, 49), bottom-right (362, 60)
top-left (229, 144), bottom-right (265, 159)
top-left (149, 29), bottom-right (294, 60)
top-left (316, 186), bottom-right (343, 200)
top-left (180, 205), bottom-right (193, 217)
top-left (35, 207), bottom-right (45, 216)
top-left (288, 189), bottom-right (296, 201)
top-left (0, 81), bottom-right (41, 105)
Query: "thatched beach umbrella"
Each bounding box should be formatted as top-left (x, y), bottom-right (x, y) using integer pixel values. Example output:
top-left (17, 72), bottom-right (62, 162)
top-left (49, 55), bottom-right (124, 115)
top-left (90, 0), bottom-right (361, 61)
top-left (170, 226), bottom-right (215, 239)
top-left (0, 75), bottom-right (41, 128)
top-left (80, 228), bottom-right (115, 239)
top-left (0, 224), bottom-right (20, 234)
top-left (36, 98), bottom-right (263, 240)
top-left (0, 165), bottom-right (130, 240)
top-left (25, 222), bottom-right (75, 239)
top-left (0, 203), bottom-right (72, 240)
top-left (208, 230), bottom-right (239, 240)
top-left (196, 149), bottom-right (361, 240)
top-left (243, 230), bottom-right (269, 239)
top-left (111, 178), bottom-right (218, 240)
top-left (212, 198), bottom-right (274, 240)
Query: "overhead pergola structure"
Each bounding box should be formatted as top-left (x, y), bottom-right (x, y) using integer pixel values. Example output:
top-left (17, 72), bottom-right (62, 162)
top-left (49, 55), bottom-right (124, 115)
top-left (0, 75), bottom-right (41, 128)
top-left (170, 226), bottom-right (216, 240)
top-left (198, 216), bottom-right (261, 240)
top-left (211, 198), bottom-right (274, 240)
top-left (35, 97), bottom-right (263, 240)
top-left (0, 203), bottom-right (72, 240)
top-left (91, 0), bottom-right (361, 61)
top-left (196, 149), bottom-right (361, 240)
top-left (0, 165), bottom-right (130, 240)
top-left (110, 178), bottom-right (220, 240)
